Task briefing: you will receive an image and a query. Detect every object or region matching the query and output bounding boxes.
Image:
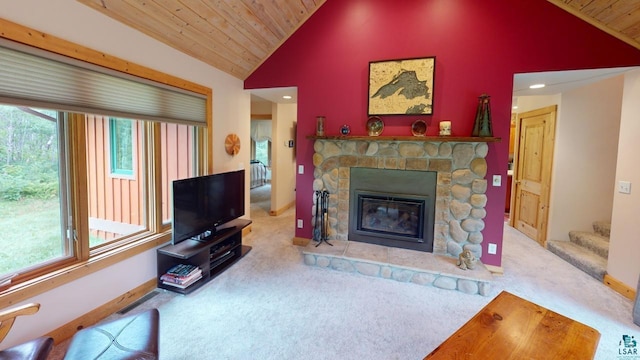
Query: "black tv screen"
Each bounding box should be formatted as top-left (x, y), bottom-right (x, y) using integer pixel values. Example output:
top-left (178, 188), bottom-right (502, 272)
top-left (171, 170), bottom-right (245, 245)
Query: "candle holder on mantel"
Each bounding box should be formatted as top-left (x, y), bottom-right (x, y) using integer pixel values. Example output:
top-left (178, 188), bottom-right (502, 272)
top-left (316, 116), bottom-right (326, 136)
top-left (472, 94), bottom-right (493, 137)
top-left (439, 120), bottom-right (451, 136)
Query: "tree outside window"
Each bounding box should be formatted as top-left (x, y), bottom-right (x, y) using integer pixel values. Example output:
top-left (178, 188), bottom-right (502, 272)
top-left (0, 105), bottom-right (67, 276)
top-left (254, 140), bottom-right (270, 166)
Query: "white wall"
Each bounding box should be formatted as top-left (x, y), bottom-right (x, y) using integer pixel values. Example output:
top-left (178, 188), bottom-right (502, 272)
top-left (1, 0), bottom-right (249, 348)
top-left (271, 103), bottom-right (297, 212)
top-left (608, 69), bottom-right (640, 288)
top-left (548, 76), bottom-right (623, 240)
top-left (515, 94), bottom-right (561, 114)
top-left (513, 76), bottom-right (623, 243)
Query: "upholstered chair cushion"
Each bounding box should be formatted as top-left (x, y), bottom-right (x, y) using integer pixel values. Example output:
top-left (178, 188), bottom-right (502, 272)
top-left (63, 309), bottom-right (159, 360)
top-left (0, 336), bottom-right (53, 360)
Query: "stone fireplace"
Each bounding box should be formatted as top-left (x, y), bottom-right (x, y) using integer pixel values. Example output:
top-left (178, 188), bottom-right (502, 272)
top-left (312, 138), bottom-right (489, 260)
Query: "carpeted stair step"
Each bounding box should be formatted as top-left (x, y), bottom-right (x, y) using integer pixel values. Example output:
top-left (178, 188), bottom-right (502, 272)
top-left (568, 231), bottom-right (609, 258)
top-left (592, 221), bottom-right (611, 239)
top-left (547, 240), bottom-right (607, 281)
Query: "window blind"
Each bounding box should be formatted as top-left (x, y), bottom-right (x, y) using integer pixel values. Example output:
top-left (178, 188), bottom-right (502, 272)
top-left (0, 40), bottom-right (207, 126)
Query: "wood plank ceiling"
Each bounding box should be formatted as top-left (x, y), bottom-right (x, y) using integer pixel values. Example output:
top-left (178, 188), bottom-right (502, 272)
top-left (76, 0), bottom-right (326, 80)
top-left (76, 0), bottom-right (640, 80)
top-left (548, 0), bottom-right (640, 50)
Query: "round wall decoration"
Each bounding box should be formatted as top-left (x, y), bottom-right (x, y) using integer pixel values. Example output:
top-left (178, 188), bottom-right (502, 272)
top-left (224, 133), bottom-right (241, 155)
top-left (411, 119), bottom-right (427, 136)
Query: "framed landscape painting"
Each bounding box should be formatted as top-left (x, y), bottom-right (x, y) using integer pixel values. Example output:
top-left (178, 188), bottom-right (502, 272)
top-left (368, 57), bottom-right (435, 116)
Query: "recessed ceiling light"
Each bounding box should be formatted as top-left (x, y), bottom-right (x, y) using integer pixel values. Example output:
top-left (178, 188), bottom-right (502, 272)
top-left (282, 95), bottom-right (292, 99)
top-left (529, 83), bottom-right (545, 89)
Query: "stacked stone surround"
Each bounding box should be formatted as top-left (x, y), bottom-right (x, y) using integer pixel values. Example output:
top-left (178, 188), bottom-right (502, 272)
top-left (312, 138), bottom-right (489, 260)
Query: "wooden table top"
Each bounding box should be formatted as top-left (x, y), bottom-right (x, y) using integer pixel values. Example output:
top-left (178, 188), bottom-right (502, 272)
top-left (424, 291), bottom-right (601, 359)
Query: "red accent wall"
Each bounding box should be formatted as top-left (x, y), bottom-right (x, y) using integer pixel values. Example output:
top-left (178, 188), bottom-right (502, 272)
top-left (245, 0), bottom-right (640, 266)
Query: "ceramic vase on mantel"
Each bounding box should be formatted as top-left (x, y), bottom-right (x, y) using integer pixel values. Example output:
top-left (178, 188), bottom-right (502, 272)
top-left (316, 116), bottom-right (326, 137)
top-left (472, 94), bottom-right (493, 137)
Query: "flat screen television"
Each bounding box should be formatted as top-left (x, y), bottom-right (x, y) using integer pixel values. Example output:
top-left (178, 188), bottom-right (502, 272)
top-left (171, 170), bottom-right (245, 245)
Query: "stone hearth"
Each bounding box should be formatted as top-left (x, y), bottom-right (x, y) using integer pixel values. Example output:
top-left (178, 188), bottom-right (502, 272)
top-left (312, 138), bottom-right (489, 259)
top-left (302, 240), bottom-right (493, 296)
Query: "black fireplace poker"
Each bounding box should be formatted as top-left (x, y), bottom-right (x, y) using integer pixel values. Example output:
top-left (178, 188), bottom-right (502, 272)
top-left (313, 189), bottom-right (332, 247)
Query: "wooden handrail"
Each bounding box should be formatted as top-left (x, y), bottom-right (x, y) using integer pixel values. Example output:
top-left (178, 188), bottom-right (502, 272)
top-left (0, 303), bottom-right (40, 343)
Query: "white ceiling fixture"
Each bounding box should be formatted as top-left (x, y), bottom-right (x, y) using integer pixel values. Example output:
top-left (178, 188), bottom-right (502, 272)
top-left (513, 67), bottom-right (638, 97)
top-left (512, 67), bottom-right (639, 110)
top-left (250, 87), bottom-right (298, 104)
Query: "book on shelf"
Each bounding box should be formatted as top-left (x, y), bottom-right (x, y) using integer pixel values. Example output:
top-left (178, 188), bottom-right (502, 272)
top-left (162, 273), bottom-right (203, 289)
top-left (165, 263), bottom-right (199, 277)
top-left (161, 268), bottom-right (202, 284)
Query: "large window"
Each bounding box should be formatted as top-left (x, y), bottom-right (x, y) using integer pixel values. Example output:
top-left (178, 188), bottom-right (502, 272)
top-left (0, 21), bottom-right (212, 301)
top-left (250, 120), bottom-right (271, 166)
top-left (254, 140), bottom-right (271, 166)
top-left (89, 116), bottom-right (145, 248)
top-left (160, 123), bottom-right (197, 224)
top-left (0, 105), bottom-right (71, 275)
top-left (0, 105), bottom-right (206, 275)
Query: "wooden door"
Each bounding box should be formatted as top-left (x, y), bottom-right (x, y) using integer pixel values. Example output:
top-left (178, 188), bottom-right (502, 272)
top-left (510, 105), bottom-right (557, 246)
top-left (508, 113), bottom-right (517, 156)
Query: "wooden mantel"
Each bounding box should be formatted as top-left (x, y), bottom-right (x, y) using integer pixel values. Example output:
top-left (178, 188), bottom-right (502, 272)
top-left (307, 135), bottom-right (501, 142)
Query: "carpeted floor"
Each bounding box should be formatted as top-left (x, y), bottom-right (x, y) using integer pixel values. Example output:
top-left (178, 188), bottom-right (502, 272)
top-left (49, 184), bottom-right (639, 359)
top-left (249, 183), bottom-right (271, 216)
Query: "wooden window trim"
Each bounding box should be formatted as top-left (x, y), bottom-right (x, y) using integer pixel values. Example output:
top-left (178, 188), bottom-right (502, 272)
top-left (0, 18), bottom-right (213, 307)
top-left (0, 233), bottom-right (170, 306)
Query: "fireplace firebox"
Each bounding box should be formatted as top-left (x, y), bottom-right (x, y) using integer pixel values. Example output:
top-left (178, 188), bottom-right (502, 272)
top-left (355, 191), bottom-right (426, 238)
top-left (349, 168), bottom-right (436, 252)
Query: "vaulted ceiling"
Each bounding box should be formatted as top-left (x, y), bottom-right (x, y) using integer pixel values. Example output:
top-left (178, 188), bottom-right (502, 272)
top-left (76, 0), bottom-right (640, 80)
top-left (77, 0), bottom-right (326, 80)
top-left (549, 0), bottom-right (640, 50)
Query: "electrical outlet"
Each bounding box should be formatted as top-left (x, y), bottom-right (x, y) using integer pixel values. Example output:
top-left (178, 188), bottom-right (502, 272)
top-left (297, 219), bottom-right (303, 228)
top-left (298, 165), bottom-right (304, 174)
top-left (618, 181), bottom-right (632, 194)
top-left (492, 175), bottom-right (501, 187)
top-left (488, 243), bottom-right (497, 254)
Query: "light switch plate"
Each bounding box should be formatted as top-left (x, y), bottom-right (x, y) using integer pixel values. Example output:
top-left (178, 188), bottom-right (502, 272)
top-left (298, 165), bottom-right (304, 174)
top-left (618, 181), bottom-right (632, 194)
top-left (488, 243), bottom-right (497, 254)
top-left (492, 175), bottom-right (501, 187)
top-left (297, 219), bottom-right (303, 228)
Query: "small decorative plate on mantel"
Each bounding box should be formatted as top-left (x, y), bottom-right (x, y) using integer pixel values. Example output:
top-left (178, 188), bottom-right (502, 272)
top-left (366, 116), bottom-right (384, 136)
top-left (411, 119), bottom-right (427, 136)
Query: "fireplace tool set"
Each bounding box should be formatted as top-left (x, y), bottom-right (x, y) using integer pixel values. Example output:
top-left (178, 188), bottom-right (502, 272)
top-left (313, 189), bottom-right (332, 247)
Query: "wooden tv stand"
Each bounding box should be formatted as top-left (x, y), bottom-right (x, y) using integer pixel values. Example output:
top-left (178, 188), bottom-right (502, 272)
top-left (157, 218), bottom-right (252, 294)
